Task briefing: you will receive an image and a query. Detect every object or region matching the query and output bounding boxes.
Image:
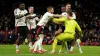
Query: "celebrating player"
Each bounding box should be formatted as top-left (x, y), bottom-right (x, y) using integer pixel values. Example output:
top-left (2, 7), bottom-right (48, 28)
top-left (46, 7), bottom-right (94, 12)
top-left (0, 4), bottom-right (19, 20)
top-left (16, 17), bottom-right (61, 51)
top-left (50, 10), bottom-right (82, 54)
top-left (14, 2), bottom-right (32, 54)
top-left (63, 3), bottom-right (83, 53)
top-left (26, 6), bottom-right (40, 52)
top-left (32, 6), bottom-right (63, 54)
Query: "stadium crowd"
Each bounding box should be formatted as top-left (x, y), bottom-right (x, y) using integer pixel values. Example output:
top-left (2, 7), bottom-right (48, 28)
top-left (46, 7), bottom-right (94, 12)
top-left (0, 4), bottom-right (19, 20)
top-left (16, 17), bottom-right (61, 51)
top-left (0, 0), bottom-right (100, 46)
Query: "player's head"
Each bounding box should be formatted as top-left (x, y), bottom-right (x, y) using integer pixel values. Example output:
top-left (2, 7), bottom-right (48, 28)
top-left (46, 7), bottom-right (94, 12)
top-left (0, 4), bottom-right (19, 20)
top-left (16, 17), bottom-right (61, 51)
top-left (65, 3), bottom-right (71, 11)
top-left (19, 2), bottom-right (25, 10)
top-left (28, 6), bottom-right (34, 13)
top-left (47, 6), bottom-right (54, 14)
top-left (61, 6), bottom-right (66, 12)
top-left (66, 10), bottom-right (72, 17)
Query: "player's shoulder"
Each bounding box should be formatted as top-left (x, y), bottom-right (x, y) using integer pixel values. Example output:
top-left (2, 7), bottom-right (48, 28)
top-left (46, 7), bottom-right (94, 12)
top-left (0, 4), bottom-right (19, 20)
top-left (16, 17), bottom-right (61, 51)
top-left (23, 9), bottom-right (28, 12)
top-left (43, 12), bottom-right (48, 16)
top-left (14, 8), bottom-right (20, 11)
top-left (62, 12), bottom-right (68, 17)
top-left (71, 20), bottom-right (77, 24)
top-left (24, 9), bottom-right (27, 11)
top-left (72, 12), bottom-right (75, 14)
top-left (43, 12), bottom-right (51, 16)
top-left (45, 12), bottom-right (50, 15)
top-left (62, 12), bottom-right (67, 14)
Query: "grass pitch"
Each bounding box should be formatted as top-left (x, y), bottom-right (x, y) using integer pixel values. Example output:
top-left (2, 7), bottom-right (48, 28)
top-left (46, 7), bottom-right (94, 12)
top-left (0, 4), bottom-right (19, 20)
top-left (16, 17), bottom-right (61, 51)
top-left (0, 45), bottom-right (100, 56)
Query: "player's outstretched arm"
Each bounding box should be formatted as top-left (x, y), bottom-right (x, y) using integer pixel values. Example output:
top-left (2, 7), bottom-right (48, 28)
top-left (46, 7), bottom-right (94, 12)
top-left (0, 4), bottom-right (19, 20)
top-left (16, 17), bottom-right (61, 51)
top-left (52, 17), bottom-right (65, 23)
top-left (53, 14), bottom-right (64, 18)
top-left (75, 21), bottom-right (82, 37)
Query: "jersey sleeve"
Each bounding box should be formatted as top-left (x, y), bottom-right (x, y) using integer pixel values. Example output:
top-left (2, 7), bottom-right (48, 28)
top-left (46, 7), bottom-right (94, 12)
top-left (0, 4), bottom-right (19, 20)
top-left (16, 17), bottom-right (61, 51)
top-left (61, 12), bottom-right (67, 16)
top-left (14, 9), bottom-right (20, 16)
top-left (75, 21), bottom-right (82, 36)
top-left (31, 14), bottom-right (39, 20)
top-left (31, 14), bottom-right (36, 17)
top-left (70, 12), bottom-right (76, 19)
top-left (25, 10), bottom-right (28, 14)
top-left (35, 17), bottom-right (39, 20)
top-left (48, 13), bottom-right (54, 17)
top-left (52, 17), bottom-right (66, 23)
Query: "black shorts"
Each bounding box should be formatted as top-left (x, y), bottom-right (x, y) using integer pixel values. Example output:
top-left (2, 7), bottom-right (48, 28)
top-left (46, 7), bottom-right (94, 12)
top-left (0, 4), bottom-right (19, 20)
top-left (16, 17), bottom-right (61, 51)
top-left (15, 26), bottom-right (30, 39)
top-left (35, 25), bottom-right (44, 36)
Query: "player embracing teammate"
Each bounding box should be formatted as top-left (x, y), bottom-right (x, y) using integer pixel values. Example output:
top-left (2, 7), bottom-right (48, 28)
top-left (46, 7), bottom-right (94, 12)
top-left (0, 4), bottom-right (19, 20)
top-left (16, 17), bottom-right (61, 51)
top-left (14, 2), bottom-right (83, 54)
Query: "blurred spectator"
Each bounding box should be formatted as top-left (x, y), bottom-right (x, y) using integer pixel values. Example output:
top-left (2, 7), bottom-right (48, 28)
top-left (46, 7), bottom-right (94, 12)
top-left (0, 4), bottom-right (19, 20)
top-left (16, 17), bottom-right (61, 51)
top-left (8, 30), bottom-right (16, 44)
top-left (0, 31), bottom-right (4, 44)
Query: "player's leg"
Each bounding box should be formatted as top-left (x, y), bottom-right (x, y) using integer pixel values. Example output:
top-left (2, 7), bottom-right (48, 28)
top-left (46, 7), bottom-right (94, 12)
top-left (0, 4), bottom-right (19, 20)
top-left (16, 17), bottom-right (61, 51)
top-left (51, 33), bottom-right (74, 54)
top-left (32, 35), bottom-right (38, 52)
top-left (69, 40), bottom-right (74, 54)
top-left (33, 40), bottom-right (38, 53)
top-left (27, 34), bottom-right (33, 52)
top-left (76, 39), bottom-right (83, 53)
top-left (37, 34), bottom-right (44, 54)
top-left (16, 36), bottom-right (21, 54)
top-left (49, 29), bottom-right (62, 44)
top-left (25, 27), bottom-right (33, 52)
top-left (59, 40), bottom-right (66, 54)
top-left (31, 29), bottom-right (36, 50)
top-left (67, 41), bottom-right (71, 50)
top-left (15, 26), bottom-right (24, 54)
top-left (32, 26), bottom-right (44, 54)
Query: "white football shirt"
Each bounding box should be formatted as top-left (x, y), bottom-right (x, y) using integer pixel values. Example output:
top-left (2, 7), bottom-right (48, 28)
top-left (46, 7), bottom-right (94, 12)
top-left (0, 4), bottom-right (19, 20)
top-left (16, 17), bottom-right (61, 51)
top-left (14, 8), bottom-right (28, 26)
top-left (27, 13), bottom-right (39, 30)
top-left (37, 12), bottom-right (54, 26)
top-left (62, 12), bottom-right (76, 19)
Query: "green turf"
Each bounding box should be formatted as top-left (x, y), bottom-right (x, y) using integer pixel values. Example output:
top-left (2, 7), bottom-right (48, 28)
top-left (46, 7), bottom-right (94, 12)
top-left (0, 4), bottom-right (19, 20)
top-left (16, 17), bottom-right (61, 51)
top-left (0, 45), bottom-right (100, 56)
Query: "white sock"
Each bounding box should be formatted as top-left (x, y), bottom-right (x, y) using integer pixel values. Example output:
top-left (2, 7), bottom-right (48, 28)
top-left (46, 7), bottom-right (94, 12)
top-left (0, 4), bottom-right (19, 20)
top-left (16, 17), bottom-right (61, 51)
top-left (38, 35), bottom-right (44, 50)
top-left (70, 46), bottom-right (74, 52)
top-left (38, 42), bottom-right (42, 50)
top-left (29, 42), bottom-right (33, 49)
top-left (79, 48), bottom-right (82, 52)
top-left (76, 41), bottom-right (80, 47)
top-left (34, 41), bottom-right (38, 51)
top-left (76, 41), bottom-right (83, 53)
top-left (16, 45), bottom-right (20, 50)
top-left (36, 39), bottom-right (42, 50)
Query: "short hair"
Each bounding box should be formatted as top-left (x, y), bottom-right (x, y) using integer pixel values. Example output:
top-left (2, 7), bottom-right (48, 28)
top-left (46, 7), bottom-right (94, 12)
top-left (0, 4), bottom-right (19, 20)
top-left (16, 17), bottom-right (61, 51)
top-left (19, 2), bottom-right (24, 6)
top-left (65, 3), bottom-right (71, 6)
top-left (47, 6), bottom-right (53, 11)
top-left (66, 10), bottom-right (73, 16)
top-left (28, 6), bottom-right (34, 9)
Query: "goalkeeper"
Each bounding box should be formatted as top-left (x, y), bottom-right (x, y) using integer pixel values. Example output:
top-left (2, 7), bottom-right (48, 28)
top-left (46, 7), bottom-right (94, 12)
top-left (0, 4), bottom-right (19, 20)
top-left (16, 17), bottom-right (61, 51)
top-left (50, 10), bottom-right (82, 54)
